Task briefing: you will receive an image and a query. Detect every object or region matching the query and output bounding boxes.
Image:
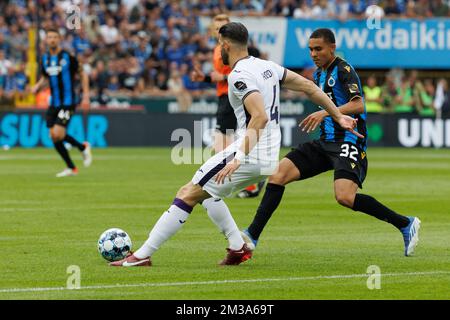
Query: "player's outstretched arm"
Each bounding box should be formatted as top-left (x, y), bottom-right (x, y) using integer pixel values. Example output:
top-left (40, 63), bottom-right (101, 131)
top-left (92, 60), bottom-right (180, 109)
top-left (282, 69), bottom-right (363, 138)
top-left (215, 91), bottom-right (268, 184)
top-left (301, 97), bottom-right (364, 133)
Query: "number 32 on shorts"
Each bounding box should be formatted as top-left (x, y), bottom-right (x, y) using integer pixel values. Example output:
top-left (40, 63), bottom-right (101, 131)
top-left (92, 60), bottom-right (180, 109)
top-left (339, 144), bottom-right (358, 161)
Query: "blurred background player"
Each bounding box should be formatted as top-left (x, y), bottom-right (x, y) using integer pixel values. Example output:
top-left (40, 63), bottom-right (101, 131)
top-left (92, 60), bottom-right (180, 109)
top-left (191, 14), bottom-right (265, 198)
top-left (31, 28), bottom-right (92, 177)
top-left (241, 28), bottom-right (420, 257)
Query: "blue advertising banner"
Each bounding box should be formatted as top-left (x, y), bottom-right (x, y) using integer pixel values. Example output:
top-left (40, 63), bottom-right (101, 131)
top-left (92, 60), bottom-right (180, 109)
top-left (284, 19), bottom-right (450, 69)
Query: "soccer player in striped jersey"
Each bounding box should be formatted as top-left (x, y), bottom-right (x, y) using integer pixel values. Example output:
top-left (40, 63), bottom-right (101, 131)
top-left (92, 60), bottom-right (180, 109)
top-left (241, 28), bottom-right (420, 257)
top-left (32, 28), bottom-right (92, 177)
top-left (111, 23), bottom-right (359, 267)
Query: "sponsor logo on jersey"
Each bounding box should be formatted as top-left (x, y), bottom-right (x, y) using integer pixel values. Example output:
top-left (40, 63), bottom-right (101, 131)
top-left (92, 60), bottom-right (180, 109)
top-left (234, 81), bottom-right (247, 91)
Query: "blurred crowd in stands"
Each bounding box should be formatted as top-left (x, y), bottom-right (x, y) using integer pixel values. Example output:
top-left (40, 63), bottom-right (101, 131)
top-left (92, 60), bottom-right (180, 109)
top-left (0, 0), bottom-right (449, 115)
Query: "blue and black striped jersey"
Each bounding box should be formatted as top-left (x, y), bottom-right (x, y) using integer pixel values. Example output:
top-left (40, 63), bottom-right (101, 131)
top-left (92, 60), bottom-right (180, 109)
top-left (41, 50), bottom-right (79, 108)
top-left (313, 57), bottom-right (368, 151)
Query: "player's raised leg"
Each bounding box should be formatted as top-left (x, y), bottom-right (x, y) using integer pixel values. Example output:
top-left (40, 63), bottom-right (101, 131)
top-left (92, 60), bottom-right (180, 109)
top-left (335, 178), bottom-right (421, 256)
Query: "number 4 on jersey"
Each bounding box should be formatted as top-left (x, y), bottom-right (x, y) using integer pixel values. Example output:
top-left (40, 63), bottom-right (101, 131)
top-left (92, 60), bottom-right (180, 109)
top-left (270, 85), bottom-right (279, 124)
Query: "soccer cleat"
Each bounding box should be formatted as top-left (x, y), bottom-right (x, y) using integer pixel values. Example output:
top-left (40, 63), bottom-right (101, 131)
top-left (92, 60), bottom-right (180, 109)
top-left (400, 216), bottom-right (421, 256)
top-left (109, 253), bottom-right (152, 267)
top-left (56, 168), bottom-right (78, 178)
top-left (241, 229), bottom-right (258, 251)
top-left (82, 142), bottom-right (92, 167)
top-left (236, 180), bottom-right (266, 198)
top-left (219, 243), bottom-right (252, 266)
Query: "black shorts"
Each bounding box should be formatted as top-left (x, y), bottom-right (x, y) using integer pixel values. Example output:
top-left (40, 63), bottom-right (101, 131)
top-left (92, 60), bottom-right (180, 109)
top-left (285, 140), bottom-right (368, 188)
top-left (46, 106), bottom-right (76, 128)
top-left (215, 95), bottom-right (237, 135)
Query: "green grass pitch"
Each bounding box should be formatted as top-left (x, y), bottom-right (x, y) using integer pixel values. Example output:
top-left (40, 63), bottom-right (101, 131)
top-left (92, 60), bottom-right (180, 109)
top-left (0, 147), bottom-right (449, 300)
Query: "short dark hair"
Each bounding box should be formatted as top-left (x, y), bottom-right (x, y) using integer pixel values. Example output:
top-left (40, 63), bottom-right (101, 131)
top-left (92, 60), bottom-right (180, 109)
top-left (46, 27), bottom-right (60, 35)
top-left (218, 22), bottom-right (248, 46)
top-left (310, 28), bottom-right (335, 44)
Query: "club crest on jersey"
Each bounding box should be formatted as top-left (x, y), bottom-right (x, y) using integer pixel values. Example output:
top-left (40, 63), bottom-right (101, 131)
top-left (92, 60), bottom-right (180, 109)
top-left (234, 81), bottom-right (247, 91)
top-left (349, 83), bottom-right (359, 94)
top-left (344, 65), bottom-right (351, 73)
top-left (327, 77), bottom-right (335, 87)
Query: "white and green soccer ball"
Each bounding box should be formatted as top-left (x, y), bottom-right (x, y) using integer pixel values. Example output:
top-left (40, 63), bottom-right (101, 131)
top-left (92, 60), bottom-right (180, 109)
top-left (98, 228), bottom-right (132, 262)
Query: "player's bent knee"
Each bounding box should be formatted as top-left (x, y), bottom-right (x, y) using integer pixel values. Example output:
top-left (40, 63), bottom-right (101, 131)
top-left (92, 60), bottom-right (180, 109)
top-left (51, 133), bottom-right (64, 142)
top-left (268, 171), bottom-right (292, 186)
top-left (335, 193), bottom-right (354, 208)
top-left (176, 183), bottom-right (205, 207)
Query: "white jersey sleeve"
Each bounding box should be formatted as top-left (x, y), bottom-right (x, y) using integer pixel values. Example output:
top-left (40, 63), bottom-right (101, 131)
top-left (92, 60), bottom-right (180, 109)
top-left (229, 71), bottom-right (260, 103)
top-left (268, 61), bottom-right (287, 84)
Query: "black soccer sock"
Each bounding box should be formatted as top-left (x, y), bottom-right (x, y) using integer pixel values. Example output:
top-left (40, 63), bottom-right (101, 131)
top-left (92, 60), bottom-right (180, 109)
top-left (247, 183), bottom-right (285, 240)
top-left (54, 141), bottom-right (76, 169)
top-left (352, 194), bottom-right (410, 229)
top-left (64, 134), bottom-right (85, 151)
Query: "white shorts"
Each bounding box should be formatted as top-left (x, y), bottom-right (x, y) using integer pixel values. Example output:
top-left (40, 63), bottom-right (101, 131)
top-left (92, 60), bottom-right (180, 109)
top-left (191, 145), bottom-right (277, 199)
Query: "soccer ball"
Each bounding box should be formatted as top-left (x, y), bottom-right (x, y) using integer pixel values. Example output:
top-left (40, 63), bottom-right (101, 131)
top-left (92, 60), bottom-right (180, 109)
top-left (98, 228), bottom-right (132, 262)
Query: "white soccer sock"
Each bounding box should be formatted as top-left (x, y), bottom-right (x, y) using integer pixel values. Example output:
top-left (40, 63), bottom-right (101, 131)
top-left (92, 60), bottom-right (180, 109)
top-left (202, 198), bottom-right (244, 250)
top-left (134, 200), bottom-right (191, 259)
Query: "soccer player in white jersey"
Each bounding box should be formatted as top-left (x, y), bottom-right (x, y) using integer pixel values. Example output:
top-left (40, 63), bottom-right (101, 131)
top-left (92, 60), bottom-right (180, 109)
top-left (111, 22), bottom-right (362, 267)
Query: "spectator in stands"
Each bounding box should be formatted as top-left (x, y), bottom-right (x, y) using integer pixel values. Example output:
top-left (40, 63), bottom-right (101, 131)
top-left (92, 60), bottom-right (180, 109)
top-left (383, 0), bottom-right (403, 16)
top-left (119, 55), bottom-right (143, 96)
top-left (329, 0), bottom-right (350, 21)
top-left (0, 50), bottom-right (12, 78)
top-left (394, 74), bottom-right (415, 113)
top-left (434, 79), bottom-right (450, 117)
top-left (310, 0), bottom-right (333, 19)
top-left (1, 65), bottom-right (16, 102)
top-left (165, 37), bottom-right (185, 66)
top-left (7, 24), bottom-right (27, 63)
top-left (273, 0), bottom-right (297, 17)
top-left (380, 75), bottom-right (398, 113)
top-left (13, 62), bottom-right (28, 99)
top-left (134, 32), bottom-right (153, 70)
top-left (100, 17), bottom-right (120, 46)
top-left (348, 0), bottom-right (367, 18)
top-left (363, 75), bottom-right (384, 113)
top-left (0, 16), bottom-right (8, 36)
top-left (72, 28), bottom-right (92, 56)
top-left (414, 79), bottom-right (436, 116)
top-left (0, 33), bottom-right (10, 55)
top-left (411, 0), bottom-right (433, 18)
top-left (293, 0), bottom-right (313, 19)
top-left (168, 69), bottom-right (192, 112)
top-left (91, 60), bottom-right (110, 104)
top-left (155, 71), bottom-right (169, 92)
top-left (106, 75), bottom-right (121, 97)
top-left (431, 0), bottom-right (449, 16)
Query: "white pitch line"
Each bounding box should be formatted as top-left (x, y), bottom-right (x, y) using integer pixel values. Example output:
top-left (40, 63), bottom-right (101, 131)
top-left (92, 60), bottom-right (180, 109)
top-left (1, 271), bottom-right (449, 294)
